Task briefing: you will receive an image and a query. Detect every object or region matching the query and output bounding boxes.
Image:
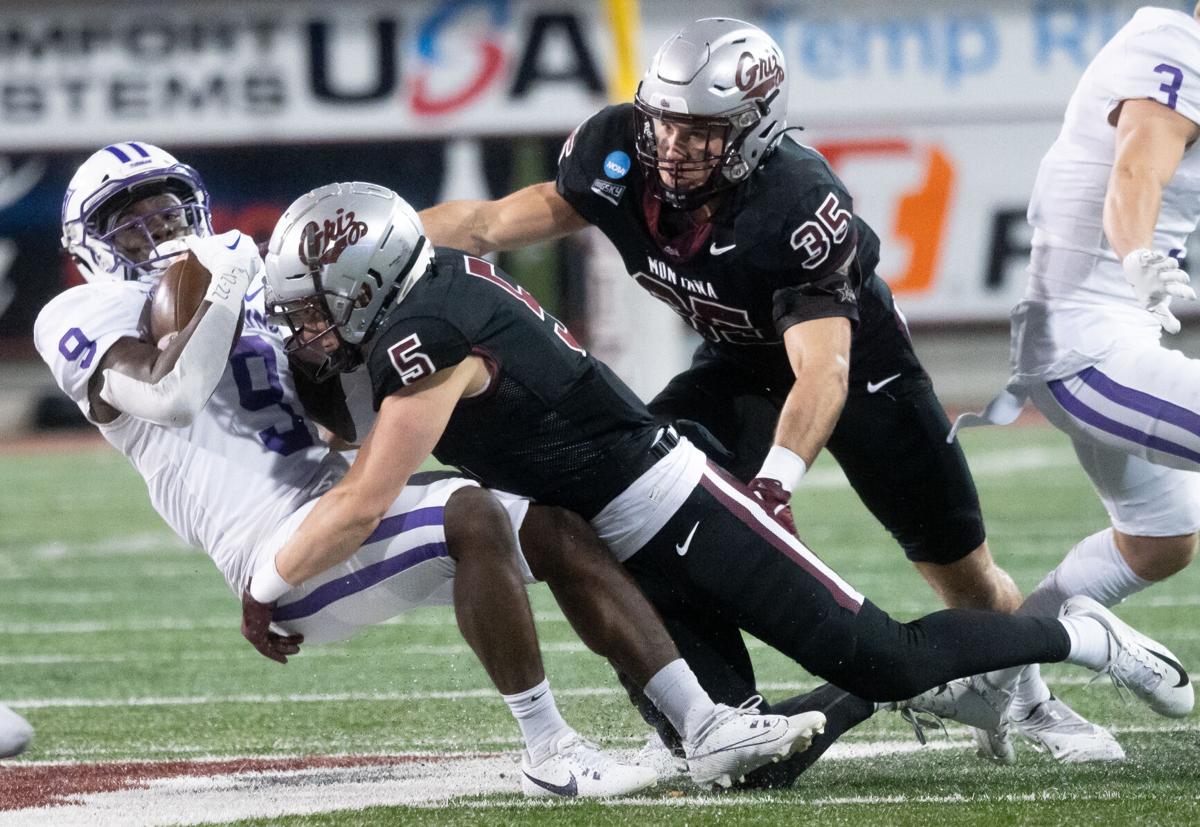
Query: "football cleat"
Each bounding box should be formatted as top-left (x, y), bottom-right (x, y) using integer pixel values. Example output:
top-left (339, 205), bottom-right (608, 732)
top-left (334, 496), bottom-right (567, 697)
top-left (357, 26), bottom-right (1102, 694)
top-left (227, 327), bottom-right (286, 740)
top-left (972, 721), bottom-right (1016, 765)
top-left (633, 731), bottom-right (688, 782)
top-left (888, 677), bottom-right (1011, 732)
top-left (1060, 595), bottom-right (1194, 718)
top-left (0, 704), bottom-right (33, 758)
top-left (1014, 697), bottom-right (1125, 763)
top-left (684, 696), bottom-right (825, 789)
top-left (520, 731), bottom-right (657, 798)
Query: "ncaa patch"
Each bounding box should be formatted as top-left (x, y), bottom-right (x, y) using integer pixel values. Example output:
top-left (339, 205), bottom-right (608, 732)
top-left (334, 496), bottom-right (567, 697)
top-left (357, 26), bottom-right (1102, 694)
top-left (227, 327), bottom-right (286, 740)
top-left (590, 179), bottom-right (626, 206)
top-left (603, 150), bottom-right (631, 179)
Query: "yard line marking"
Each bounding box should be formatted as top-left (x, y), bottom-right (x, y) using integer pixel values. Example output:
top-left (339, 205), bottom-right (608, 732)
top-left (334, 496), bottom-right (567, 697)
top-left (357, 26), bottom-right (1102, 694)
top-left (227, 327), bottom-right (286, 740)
top-left (8, 676), bottom-right (1200, 710)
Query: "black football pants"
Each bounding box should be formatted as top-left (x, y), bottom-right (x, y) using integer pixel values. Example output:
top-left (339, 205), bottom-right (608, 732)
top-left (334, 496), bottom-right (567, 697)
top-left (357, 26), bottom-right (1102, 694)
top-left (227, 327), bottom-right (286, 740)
top-left (619, 466), bottom-right (1070, 784)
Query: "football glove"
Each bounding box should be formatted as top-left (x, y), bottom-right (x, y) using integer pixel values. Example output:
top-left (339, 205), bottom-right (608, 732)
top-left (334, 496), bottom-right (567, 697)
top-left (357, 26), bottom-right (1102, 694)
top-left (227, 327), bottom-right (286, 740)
top-left (1122, 248), bottom-right (1195, 334)
top-left (748, 477), bottom-right (797, 535)
top-left (183, 230), bottom-right (262, 313)
top-left (240, 583), bottom-right (303, 664)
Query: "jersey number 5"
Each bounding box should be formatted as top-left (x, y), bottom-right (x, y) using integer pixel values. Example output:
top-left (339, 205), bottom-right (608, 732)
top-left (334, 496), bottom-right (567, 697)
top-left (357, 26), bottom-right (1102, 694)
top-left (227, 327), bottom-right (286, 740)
top-left (387, 333), bottom-right (437, 386)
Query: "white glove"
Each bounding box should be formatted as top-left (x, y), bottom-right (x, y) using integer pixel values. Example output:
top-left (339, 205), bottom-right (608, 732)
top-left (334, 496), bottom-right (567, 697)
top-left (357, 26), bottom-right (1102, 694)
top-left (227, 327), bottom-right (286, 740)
top-left (183, 230), bottom-right (263, 313)
top-left (1122, 248), bottom-right (1196, 334)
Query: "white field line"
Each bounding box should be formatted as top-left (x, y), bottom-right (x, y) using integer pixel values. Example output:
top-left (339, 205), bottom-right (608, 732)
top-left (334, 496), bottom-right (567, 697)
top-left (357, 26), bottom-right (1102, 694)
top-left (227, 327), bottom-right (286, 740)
top-left (7, 676), bottom-right (1200, 710)
top-left (0, 738), bottom-right (1163, 827)
top-left (5, 591), bottom-right (1200, 636)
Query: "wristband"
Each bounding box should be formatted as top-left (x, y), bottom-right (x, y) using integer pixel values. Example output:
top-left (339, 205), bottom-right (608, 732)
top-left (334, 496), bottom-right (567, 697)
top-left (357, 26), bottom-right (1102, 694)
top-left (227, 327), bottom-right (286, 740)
top-left (249, 555), bottom-right (293, 604)
top-left (757, 445), bottom-right (808, 492)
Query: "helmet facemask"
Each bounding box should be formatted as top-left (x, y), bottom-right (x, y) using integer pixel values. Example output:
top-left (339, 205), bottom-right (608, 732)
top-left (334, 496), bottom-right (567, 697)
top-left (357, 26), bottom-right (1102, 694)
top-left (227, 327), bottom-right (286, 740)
top-left (269, 294), bottom-right (364, 383)
top-left (634, 97), bottom-right (768, 211)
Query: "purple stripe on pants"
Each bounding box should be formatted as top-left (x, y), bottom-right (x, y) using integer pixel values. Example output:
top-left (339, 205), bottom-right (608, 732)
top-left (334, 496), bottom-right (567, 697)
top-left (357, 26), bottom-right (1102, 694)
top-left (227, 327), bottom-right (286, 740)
top-left (1048, 376), bottom-right (1200, 464)
top-left (1077, 366), bottom-right (1200, 437)
top-left (273, 505), bottom-right (448, 622)
top-left (273, 541), bottom-right (449, 622)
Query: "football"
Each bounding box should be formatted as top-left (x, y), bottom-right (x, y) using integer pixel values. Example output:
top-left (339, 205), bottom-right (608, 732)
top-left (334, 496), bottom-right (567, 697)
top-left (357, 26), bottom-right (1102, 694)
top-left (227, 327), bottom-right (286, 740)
top-left (148, 251), bottom-right (243, 349)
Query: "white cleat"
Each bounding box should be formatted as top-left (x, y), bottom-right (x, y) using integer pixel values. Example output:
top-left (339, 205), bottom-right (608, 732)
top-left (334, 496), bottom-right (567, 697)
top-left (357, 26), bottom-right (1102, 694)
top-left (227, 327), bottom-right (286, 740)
top-left (893, 677), bottom-right (1011, 732)
top-left (972, 720), bottom-right (1017, 765)
top-left (684, 696), bottom-right (825, 790)
top-left (520, 731), bottom-right (658, 798)
top-left (1060, 595), bottom-right (1194, 718)
top-left (1014, 697), bottom-right (1125, 763)
top-left (633, 731), bottom-right (688, 782)
top-left (0, 704), bottom-right (33, 758)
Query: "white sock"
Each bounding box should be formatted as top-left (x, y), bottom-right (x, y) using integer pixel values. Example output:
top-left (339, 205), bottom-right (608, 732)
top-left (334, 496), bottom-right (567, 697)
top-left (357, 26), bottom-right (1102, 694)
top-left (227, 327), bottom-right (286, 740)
top-left (1058, 616), bottom-right (1112, 671)
top-left (1018, 528), bottom-right (1151, 618)
top-left (642, 659), bottom-right (718, 743)
top-left (1009, 663), bottom-right (1053, 720)
top-left (502, 678), bottom-right (570, 763)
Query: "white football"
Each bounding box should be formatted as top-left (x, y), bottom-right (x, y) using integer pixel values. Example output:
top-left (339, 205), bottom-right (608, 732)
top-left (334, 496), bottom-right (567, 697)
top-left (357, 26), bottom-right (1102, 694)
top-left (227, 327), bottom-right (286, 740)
top-left (0, 703), bottom-right (33, 758)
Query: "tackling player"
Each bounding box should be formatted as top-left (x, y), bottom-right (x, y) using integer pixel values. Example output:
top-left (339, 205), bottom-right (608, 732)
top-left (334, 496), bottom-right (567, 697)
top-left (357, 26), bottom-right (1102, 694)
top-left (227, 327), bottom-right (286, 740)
top-left (418, 19), bottom-right (1030, 702)
top-left (956, 4), bottom-right (1200, 762)
top-left (35, 144), bottom-right (802, 797)
top-left (260, 180), bottom-right (1193, 788)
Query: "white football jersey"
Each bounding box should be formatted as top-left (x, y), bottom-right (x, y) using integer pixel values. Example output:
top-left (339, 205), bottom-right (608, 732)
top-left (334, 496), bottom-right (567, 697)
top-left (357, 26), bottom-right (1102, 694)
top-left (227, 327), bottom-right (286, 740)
top-left (1016, 6), bottom-right (1200, 380)
top-left (33, 271), bottom-right (347, 592)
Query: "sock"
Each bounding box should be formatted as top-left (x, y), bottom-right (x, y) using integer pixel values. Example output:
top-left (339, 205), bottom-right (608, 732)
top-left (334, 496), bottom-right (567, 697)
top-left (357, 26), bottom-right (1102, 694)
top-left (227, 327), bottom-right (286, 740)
top-left (1018, 528), bottom-right (1151, 618)
top-left (642, 659), bottom-right (718, 743)
top-left (502, 678), bottom-right (570, 763)
top-left (1009, 663), bottom-right (1053, 720)
top-left (1058, 616), bottom-right (1112, 671)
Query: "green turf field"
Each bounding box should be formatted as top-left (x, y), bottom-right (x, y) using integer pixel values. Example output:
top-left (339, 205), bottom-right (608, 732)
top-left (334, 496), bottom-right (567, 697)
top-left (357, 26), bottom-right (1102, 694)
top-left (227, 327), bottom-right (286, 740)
top-left (1, 425), bottom-right (1198, 825)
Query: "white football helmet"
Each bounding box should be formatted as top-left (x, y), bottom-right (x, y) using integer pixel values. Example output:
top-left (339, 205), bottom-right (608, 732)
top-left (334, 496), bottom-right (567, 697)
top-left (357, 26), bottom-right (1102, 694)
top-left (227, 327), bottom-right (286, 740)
top-left (264, 181), bottom-right (434, 380)
top-left (634, 18), bottom-right (789, 210)
top-left (61, 142), bottom-right (212, 282)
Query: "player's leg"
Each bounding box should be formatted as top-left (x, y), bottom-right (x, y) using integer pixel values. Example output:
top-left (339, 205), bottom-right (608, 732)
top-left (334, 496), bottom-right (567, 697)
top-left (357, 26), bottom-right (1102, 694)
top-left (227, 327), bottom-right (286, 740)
top-left (627, 459), bottom-right (1191, 717)
top-left (826, 369), bottom-right (1021, 612)
top-left (518, 501), bottom-right (825, 789)
top-left (1002, 363), bottom-right (1200, 760)
top-left (260, 475), bottom-right (654, 797)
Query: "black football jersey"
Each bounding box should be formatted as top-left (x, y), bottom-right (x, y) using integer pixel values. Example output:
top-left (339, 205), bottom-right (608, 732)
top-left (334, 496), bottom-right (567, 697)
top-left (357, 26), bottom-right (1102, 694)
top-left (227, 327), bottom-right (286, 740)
top-left (366, 248), bottom-right (660, 518)
top-left (557, 103), bottom-right (909, 387)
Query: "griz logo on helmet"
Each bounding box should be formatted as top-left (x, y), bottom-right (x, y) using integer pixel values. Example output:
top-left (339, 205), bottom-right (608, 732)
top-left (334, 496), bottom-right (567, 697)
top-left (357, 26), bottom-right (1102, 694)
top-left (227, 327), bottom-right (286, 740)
top-left (735, 51), bottom-right (785, 101)
top-left (299, 208), bottom-right (368, 270)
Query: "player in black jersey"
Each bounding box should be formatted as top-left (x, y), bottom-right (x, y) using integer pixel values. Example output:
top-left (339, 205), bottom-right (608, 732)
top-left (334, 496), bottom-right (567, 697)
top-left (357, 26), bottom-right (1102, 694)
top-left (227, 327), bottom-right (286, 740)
top-left (419, 19), bottom-right (1021, 621)
top-left (258, 180), bottom-right (1192, 789)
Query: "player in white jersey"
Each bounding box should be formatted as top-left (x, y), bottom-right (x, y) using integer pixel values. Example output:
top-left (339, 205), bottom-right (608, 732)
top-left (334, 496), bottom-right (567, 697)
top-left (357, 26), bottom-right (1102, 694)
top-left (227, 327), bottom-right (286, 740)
top-left (33, 143), bottom-right (675, 796)
top-left (960, 5), bottom-right (1200, 763)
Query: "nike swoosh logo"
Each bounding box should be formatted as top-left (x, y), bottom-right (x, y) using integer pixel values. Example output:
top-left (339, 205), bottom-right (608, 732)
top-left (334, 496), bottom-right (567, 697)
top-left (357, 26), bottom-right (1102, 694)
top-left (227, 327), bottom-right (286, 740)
top-left (866, 374), bottom-right (901, 394)
top-left (225, 232), bottom-right (242, 250)
top-left (676, 521), bottom-right (701, 556)
top-left (1148, 648), bottom-right (1191, 688)
top-left (710, 242), bottom-right (737, 256)
top-left (244, 284), bottom-right (264, 301)
top-left (523, 770), bottom-right (578, 797)
top-left (528, 692), bottom-right (545, 702)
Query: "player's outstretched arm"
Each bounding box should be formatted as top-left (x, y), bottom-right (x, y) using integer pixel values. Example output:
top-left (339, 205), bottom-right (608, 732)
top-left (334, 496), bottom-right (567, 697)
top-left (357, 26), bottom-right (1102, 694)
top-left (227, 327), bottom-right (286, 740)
top-left (419, 181), bottom-right (588, 256)
top-left (1106, 99), bottom-right (1200, 332)
top-left (750, 317), bottom-right (852, 532)
top-left (91, 231), bottom-right (258, 426)
top-left (250, 357), bottom-right (487, 600)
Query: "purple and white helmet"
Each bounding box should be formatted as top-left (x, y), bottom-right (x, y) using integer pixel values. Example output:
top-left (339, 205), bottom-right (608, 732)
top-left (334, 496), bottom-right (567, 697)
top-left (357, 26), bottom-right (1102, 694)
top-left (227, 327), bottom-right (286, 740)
top-left (61, 142), bottom-right (212, 282)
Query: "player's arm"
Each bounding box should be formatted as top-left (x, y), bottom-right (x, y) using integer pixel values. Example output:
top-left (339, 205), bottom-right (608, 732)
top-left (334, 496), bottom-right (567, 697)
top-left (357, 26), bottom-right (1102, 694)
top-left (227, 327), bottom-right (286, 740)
top-left (253, 356), bottom-right (487, 592)
top-left (91, 231), bottom-right (258, 426)
top-left (1105, 98), bottom-right (1199, 257)
top-left (1106, 99), bottom-right (1200, 332)
top-left (418, 182), bottom-right (588, 255)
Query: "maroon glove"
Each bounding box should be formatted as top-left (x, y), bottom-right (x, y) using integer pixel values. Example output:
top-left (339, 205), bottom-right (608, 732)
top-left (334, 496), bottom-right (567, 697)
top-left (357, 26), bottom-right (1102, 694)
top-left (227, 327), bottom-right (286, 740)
top-left (241, 584), bottom-right (304, 664)
top-left (748, 477), bottom-right (797, 535)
